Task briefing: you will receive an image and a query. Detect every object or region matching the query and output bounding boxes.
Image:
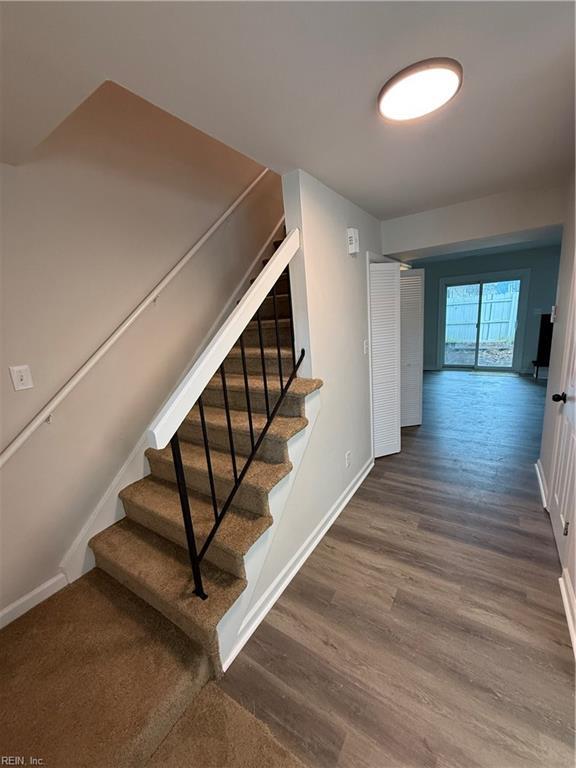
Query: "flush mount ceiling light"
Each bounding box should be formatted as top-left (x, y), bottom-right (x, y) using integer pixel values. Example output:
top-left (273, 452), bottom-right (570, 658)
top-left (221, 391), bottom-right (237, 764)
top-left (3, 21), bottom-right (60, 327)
top-left (377, 58), bottom-right (463, 122)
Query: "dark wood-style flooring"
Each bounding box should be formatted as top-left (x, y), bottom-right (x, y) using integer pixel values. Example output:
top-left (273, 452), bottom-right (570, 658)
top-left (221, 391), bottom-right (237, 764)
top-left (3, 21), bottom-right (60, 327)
top-left (220, 371), bottom-right (575, 768)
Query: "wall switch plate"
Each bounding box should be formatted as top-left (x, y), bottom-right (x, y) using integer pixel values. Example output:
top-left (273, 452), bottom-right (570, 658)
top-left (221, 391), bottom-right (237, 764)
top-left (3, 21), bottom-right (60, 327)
top-left (9, 364), bottom-right (34, 391)
top-left (551, 305), bottom-right (558, 323)
top-left (363, 339), bottom-right (369, 355)
top-left (345, 450), bottom-right (352, 469)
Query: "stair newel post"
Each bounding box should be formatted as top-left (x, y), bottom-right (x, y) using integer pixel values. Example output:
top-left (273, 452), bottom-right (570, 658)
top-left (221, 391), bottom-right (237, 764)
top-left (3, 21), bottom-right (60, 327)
top-left (271, 281), bottom-right (284, 391)
top-left (169, 433), bottom-right (207, 600)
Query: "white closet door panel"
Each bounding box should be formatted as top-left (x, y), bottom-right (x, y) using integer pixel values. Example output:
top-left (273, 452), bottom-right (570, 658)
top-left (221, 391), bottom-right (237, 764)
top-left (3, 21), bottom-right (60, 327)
top-left (401, 269), bottom-right (424, 427)
top-left (370, 262), bottom-right (401, 458)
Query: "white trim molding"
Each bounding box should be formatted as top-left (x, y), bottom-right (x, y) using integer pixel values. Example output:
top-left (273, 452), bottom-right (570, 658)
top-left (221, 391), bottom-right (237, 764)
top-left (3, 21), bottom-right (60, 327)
top-left (559, 569), bottom-right (576, 658)
top-left (221, 456), bottom-right (374, 671)
top-left (0, 572), bottom-right (69, 629)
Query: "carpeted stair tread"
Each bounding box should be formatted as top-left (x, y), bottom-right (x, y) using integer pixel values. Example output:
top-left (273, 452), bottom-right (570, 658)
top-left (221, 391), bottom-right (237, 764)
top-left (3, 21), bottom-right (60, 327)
top-left (91, 519), bottom-right (245, 662)
top-left (120, 477), bottom-right (272, 569)
top-left (183, 405), bottom-right (308, 444)
top-left (146, 441), bottom-right (293, 495)
top-left (207, 373), bottom-right (323, 399)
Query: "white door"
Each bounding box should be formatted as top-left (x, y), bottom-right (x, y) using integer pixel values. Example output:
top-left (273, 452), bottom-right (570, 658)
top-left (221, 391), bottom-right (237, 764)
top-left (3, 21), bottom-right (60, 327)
top-left (401, 269), bottom-right (424, 427)
top-left (369, 262), bottom-right (401, 458)
top-left (548, 270), bottom-right (576, 563)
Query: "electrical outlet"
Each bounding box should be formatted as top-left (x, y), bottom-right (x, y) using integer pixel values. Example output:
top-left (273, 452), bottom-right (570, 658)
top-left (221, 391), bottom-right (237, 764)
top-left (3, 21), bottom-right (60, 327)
top-left (363, 339), bottom-right (369, 355)
top-left (9, 364), bottom-right (34, 391)
top-left (345, 450), bottom-right (352, 469)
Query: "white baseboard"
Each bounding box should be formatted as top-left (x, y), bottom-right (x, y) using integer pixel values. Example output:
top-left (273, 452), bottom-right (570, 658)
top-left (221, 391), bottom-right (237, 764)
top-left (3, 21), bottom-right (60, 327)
top-left (534, 459), bottom-right (548, 510)
top-left (559, 569), bottom-right (576, 659)
top-left (0, 572), bottom-right (68, 629)
top-left (221, 456), bottom-right (374, 671)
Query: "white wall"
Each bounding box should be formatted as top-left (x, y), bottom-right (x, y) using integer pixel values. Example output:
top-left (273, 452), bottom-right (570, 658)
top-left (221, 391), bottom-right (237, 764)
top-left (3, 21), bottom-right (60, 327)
top-left (0, 82), bottom-right (283, 613)
top-left (381, 185), bottom-right (567, 259)
top-left (245, 170), bottom-right (380, 611)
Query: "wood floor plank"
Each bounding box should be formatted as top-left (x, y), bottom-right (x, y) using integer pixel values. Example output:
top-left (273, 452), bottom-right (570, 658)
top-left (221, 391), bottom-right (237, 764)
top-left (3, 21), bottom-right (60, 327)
top-left (221, 371), bottom-right (575, 767)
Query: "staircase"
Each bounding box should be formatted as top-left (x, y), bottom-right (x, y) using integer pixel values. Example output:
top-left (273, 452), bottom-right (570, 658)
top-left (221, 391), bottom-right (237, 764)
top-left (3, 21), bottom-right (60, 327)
top-left (90, 234), bottom-right (322, 677)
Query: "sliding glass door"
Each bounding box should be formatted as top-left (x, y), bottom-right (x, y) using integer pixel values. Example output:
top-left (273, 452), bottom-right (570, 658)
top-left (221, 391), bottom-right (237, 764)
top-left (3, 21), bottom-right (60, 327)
top-left (443, 279), bottom-right (521, 369)
top-left (444, 284), bottom-right (480, 366)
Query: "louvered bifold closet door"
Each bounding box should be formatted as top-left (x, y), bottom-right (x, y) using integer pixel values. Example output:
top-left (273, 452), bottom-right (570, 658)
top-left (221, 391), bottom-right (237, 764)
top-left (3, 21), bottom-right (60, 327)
top-left (400, 269), bottom-right (424, 427)
top-left (369, 262), bottom-right (401, 458)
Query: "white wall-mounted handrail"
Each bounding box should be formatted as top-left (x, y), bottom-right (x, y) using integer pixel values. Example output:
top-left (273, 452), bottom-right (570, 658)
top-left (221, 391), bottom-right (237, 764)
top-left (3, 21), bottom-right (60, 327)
top-left (147, 227), bottom-right (301, 451)
top-left (0, 168), bottom-right (270, 470)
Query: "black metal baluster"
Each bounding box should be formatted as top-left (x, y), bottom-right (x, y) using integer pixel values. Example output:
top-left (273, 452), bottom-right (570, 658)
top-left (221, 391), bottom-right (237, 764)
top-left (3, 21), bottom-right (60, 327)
top-left (199, 349), bottom-right (305, 561)
top-left (220, 362), bottom-right (238, 482)
top-left (239, 333), bottom-right (255, 451)
top-left (285, 268), bottom-right (297, 369)
top-left (198, 395), bottom-right (219, 522)
top-left (271, 283), bottom-right (284, 390)
top-left (256, 308), bottom-right (271, 419)
top-left (170, 434), bottom-right (207, 599)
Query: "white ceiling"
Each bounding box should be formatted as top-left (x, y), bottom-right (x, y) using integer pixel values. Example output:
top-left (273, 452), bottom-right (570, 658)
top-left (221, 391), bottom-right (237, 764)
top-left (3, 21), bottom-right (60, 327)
top-left (2, 2), bottom-right (574, 218)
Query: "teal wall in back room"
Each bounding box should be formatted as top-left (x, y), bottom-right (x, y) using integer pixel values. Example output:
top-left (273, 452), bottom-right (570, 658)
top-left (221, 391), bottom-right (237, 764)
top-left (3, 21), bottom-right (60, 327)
top-left (411, 246), bottom-right (561, 372)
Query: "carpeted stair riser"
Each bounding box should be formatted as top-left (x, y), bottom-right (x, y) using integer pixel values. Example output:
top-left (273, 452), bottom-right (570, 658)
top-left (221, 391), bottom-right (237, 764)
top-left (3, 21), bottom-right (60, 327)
top-left (178, 418), bottom-right (292, 464)
top-left (91, 519), bottom-right (246, 676)
top-left (120, 478), bottom-right (272, 579)
top-left (225, 347), bottom-right (294, 377)
top-left (241, 319), bottom-right (292, 347)
top-left (121, 496), bottom-right (240, 578)
top-left (145, 448), bottom-right (291, 517)
top-left (202, 385), bottom-right (306, 418)
top-left (258, 294), bottom-right (291, 321)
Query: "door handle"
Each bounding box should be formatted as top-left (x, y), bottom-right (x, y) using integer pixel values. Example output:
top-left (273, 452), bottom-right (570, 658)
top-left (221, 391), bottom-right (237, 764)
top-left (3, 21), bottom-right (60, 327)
top-left (552, 392), bottom-right (567, 403)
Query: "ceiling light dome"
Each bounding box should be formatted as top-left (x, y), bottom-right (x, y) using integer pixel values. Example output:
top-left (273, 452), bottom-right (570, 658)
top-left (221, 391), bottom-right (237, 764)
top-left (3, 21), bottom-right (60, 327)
top-left (378, 58), bottom-right (463, 122)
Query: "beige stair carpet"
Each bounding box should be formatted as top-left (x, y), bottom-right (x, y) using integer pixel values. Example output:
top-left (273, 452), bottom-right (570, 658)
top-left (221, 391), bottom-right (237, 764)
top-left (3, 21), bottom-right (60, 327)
top-left (0, 569), bottom-right (210, 768)
top-left (146, 683), bottom-right (305, 768)
top-left (0, 570), bottom-right (305, 768)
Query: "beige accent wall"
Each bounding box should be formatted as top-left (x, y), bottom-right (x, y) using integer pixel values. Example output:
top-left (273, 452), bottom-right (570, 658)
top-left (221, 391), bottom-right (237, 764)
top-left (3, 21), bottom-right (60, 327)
top-left (0, 82), bottom-right (282, 611)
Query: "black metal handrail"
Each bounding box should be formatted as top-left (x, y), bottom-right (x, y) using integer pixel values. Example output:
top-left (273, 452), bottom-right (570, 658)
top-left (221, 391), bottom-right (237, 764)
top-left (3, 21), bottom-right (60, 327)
top-left (169, 263), bottom-right (302, 598)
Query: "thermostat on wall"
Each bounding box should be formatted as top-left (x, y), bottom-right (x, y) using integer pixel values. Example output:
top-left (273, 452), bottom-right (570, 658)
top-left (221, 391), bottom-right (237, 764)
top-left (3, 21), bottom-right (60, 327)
top-left (347, 227), bottom-right (360, 256)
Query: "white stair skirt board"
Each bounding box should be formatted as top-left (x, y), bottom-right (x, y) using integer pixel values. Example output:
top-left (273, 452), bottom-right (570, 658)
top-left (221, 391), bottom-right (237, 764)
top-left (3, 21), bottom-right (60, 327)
top-left (400, 269), bottom-right (424, 428)
top-left (0, 572), bottom-right (68, 629)
top-left (559, 569), bottom-right (576, 659)
top-left (369, 262), bottom-right (401, 458)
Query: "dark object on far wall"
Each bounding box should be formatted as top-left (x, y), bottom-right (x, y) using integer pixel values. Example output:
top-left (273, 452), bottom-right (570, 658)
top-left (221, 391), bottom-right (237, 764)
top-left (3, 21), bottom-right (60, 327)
top-left (532, 313), bottom-right (554, 380)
